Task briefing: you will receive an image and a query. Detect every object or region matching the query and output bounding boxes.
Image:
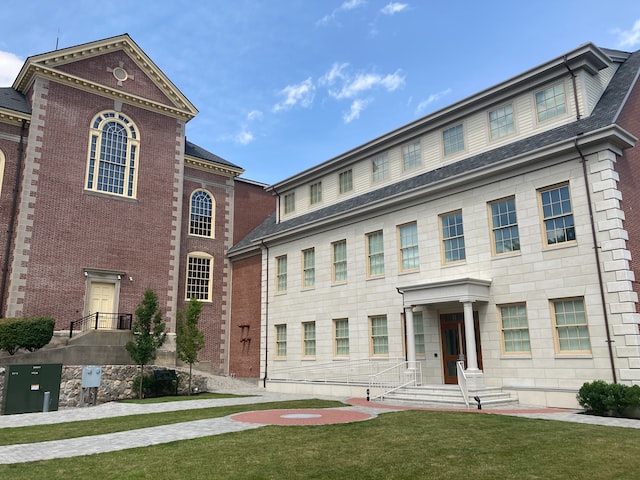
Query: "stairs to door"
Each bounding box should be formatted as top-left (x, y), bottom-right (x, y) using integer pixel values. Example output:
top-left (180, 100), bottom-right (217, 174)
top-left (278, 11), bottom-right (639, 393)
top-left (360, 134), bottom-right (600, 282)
top-left (376, 385), bottom-right (518, 408)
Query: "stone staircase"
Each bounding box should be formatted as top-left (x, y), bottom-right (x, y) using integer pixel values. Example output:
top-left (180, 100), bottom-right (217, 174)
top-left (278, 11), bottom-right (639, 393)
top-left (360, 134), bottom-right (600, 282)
top-left (375, 384), bottom-right (518, 408)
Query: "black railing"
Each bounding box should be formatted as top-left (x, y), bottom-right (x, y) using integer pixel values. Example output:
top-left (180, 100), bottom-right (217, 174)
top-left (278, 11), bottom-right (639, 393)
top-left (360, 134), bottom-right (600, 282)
top-left (69, 312), bottom-right (133, 338)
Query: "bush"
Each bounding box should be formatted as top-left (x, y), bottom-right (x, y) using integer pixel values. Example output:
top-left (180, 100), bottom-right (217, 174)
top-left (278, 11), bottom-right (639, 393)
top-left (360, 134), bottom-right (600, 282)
top-left (132, 374), bottom-right (156, 398)
top-left (0, 317), bottom-right (55, 354)
top-left (577, 380), bottom-right (640, 416)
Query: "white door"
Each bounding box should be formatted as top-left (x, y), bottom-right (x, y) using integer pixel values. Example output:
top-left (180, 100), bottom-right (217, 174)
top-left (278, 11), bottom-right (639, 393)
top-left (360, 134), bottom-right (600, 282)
top-left (89, 282), bottom-right (115, 329)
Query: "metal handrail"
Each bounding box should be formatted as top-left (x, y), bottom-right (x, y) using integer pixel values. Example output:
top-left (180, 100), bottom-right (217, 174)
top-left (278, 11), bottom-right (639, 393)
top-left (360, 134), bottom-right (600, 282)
top-left (456, 361), bottom-right (470, 408)
top-left (69, 312), bottom-right (132, 338)
top-left (369, 361), bottom-right (422, 401)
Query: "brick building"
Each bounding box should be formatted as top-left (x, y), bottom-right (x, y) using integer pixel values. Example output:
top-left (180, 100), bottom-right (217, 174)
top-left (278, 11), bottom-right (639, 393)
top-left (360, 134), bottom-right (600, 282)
top-left (0, 35), bottom-right (274, 374)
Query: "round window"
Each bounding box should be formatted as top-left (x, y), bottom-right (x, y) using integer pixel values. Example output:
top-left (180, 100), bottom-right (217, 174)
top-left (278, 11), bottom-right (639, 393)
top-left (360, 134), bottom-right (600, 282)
top-left (113, 67), bottom-right (128, 82)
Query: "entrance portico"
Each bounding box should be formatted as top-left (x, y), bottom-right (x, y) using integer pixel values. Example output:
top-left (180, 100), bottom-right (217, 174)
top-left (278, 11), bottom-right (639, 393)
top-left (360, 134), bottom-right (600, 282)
top-left (398, 278), bottom-right (491, 385)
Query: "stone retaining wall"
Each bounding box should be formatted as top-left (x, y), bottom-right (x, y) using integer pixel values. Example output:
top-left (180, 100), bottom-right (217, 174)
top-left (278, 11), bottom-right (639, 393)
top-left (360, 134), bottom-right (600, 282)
top-left (0, 365), bottom-right (209, 411)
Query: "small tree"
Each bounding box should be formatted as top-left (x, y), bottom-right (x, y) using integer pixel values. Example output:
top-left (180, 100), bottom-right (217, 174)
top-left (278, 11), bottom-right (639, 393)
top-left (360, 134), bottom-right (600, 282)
top-left (126, 289), bottom-right (167, 399)
top-left (176, 297), bottom-right (205, 395)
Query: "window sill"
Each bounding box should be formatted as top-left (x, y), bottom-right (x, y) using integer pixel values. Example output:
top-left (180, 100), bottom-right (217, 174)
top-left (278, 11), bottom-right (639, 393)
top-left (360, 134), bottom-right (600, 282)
top-left (83, 189), bottom-right (138, 203)
top-left (500, 354), bottom-right (532, 360)
top-left (554, 353), bottom-right (593, 359)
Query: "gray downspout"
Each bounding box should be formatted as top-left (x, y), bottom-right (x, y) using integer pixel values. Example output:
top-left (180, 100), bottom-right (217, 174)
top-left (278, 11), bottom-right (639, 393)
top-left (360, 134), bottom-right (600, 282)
top-left (574, 138), bottom-right (617, 383)
top-left (261, 240), bottom-right (269, 388)
top-left (564, 55), bottom-right (582, 121)
top-left (0, 119), bottom-right (27, 317)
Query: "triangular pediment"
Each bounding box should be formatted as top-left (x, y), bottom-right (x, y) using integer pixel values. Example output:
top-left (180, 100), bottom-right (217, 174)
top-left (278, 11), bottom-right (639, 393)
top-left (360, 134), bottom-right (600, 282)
top-left (12, 34), bottom-right (198, 121)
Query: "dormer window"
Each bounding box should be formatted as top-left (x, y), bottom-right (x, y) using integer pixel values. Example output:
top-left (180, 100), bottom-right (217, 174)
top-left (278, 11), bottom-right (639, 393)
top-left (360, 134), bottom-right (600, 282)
top-left (536, 83), bottom-right (566, 122)
top-left (489, 104), bottom-right (515, 139)
top-left (443, 124), bottom-right (464, 156)
top-left (310, 182), bottom-right (322, 205)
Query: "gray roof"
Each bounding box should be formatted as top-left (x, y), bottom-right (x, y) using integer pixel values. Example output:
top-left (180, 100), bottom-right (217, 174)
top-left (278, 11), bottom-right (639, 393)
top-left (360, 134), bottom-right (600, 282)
top-left (228, 48), bottom-right (640, 255)
top-left (0, 88), bottom-right (30, 114)
top-left (185, 140), bottom-right (241, 170)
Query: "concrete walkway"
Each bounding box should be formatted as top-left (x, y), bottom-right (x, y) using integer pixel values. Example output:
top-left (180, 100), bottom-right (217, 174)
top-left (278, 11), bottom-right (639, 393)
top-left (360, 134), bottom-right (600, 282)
top-left (0, 390), bottom-right (638, 465)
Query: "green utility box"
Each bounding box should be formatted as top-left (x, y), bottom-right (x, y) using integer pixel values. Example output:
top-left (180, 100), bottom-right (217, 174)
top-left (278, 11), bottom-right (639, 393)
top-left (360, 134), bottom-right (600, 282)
top-left (2, 364), bottom-right (62, 415)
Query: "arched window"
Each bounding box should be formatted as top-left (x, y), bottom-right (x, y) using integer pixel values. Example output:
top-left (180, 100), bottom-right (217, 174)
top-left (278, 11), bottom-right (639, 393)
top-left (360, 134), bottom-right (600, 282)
top-left (85, 111), bottom-right (139, 198)
top-left (0, 149), bottom-right (5, 197)
top-left (189, 189), bottom-right (214, 237)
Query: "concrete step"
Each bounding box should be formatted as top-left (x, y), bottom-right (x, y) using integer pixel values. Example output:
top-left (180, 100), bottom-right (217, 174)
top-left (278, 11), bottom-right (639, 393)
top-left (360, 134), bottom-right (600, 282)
top-left (379, 385), bottom-right (518, 407)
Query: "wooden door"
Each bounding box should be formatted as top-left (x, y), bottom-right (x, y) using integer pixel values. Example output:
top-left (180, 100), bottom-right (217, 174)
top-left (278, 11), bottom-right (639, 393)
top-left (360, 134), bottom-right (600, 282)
top-left (89, 282), bottom-right (115, 329)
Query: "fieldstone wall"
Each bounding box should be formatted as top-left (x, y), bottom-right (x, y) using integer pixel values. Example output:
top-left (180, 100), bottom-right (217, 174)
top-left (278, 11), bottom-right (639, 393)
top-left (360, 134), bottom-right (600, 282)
top-left (0, 365), bottom-right (209, 410)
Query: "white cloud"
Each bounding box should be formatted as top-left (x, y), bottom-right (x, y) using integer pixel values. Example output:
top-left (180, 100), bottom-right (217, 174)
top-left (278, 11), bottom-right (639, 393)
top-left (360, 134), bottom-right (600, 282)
top-left (273, 77), bottom-right (315, 112)
top-left (343, 98), bottom-right (372, 123)
top-left (319, 62), bottom-right (349, 86)
top-left (235, 130), bottom-right (255, 145)
top-left (0, 51), bottom-right (23, 87)
top-left (329, 70), bottom-right (405, 99)
top-left (615, 18), bottom-right (640, 48)
top-left (247, 110), bottom-right (263, 121)
top-left (381, 2), bottom-right (408, 15)
top-left (317, 0), bottom-right (367, 26)
top-left (415, 88), bottom-right (452, 115)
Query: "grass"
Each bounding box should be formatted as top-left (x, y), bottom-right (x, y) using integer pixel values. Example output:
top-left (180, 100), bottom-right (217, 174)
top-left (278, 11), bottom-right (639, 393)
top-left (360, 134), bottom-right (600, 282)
top-left (120, 392), bottom-right (251, 404)
top-left (1, 404), bottom-right (639, 479)
top-left (0, 399), bottom-right (342, 446)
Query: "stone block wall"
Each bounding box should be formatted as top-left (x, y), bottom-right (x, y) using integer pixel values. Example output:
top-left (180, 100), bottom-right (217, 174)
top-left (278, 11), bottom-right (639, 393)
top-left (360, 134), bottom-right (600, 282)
top-left (0, 365), bottom-right (209, 411)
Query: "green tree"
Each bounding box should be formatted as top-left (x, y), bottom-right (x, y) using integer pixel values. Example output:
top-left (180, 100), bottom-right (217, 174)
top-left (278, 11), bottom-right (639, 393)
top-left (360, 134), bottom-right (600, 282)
top-left (176, 297), bottom-right (205, 395)
top-left (126, 289), bottom-right (167, 399)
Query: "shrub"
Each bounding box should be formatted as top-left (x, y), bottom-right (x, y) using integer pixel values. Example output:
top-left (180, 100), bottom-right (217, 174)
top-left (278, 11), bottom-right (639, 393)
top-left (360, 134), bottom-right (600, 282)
top-left (0, 316), bottom-right (55, 354)
top-left (577, 380), bottom-right (640, 416)
top-left (132, 374), bottom-right (156, 398)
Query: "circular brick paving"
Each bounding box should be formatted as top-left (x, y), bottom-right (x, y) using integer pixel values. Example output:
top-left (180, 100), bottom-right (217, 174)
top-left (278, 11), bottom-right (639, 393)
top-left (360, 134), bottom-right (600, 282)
top-left (231, 408), bottom-right (374, 426)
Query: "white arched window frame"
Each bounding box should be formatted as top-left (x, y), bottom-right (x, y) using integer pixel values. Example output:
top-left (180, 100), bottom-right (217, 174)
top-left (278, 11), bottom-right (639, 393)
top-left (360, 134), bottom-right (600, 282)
top-left (189, 189), bottom-right (215, 238)
top-left (185, 252), bottom-right (213, 302)
top-left (0, 149), bottom-right (5, 197)
top-left (85, 111), bottom-right (140, 198)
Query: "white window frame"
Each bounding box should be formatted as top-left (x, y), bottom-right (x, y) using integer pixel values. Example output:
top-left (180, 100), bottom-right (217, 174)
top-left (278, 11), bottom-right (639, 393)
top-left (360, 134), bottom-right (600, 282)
top-left (366, 230), bottom-right (385, 277)
top-left (276, 255), bottom-right (287, 293)
top-left (332, 240), bottom-right (347, 284)
top-left (499, 303), bottom-right (531, 354)
top-left (489, 196), bottom-right (520, 255)
top-left (189, 189), bottom-right (215, 238)
top-left (302, 321), bottom-right (316, 357)
top-left (334, 318), bottom-right (349, 357)
top-left (535, 83), bottom-right (567, 122)
top-left (302, 248), bottom-right (315, 288)
top-left (552, 298), bottom-right (591, 354)
top-left (398, 222), bottom-right (419, 272)
top-left (185, 252), bottom-right (213, 301)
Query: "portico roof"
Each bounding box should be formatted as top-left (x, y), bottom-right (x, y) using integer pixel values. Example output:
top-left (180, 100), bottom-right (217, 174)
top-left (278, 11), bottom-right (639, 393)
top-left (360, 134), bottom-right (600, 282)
top-left (397, 278), bottom-right (492, 306)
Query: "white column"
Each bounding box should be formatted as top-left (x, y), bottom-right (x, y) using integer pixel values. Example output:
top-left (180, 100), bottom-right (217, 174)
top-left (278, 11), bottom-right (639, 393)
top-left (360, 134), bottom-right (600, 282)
top-left (404, 307), bottom-right (416, 368)
top-left (462, 300), bottom-right (479, 372)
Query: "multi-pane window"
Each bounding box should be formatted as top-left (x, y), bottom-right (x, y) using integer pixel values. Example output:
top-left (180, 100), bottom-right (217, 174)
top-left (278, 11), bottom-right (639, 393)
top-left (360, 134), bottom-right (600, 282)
top-left (540, 184), bottom-right (575, 246)
top-left (366, 230), bottom-right (385, 276)
top-left (276, 255), bottom-right (287, 292)
top-left (413, 312), bottom-right (425, 356)
top-left (302, 248), bottom-right (315, 288)
top-left (402, 141), bottom-right (421, 171)
top-left (332, 240), bottom-right (347, 283)
top-left (284, 193), bottom-right (295, 214)
top-left (372, 153), bottom-right (389, 182)
top-left (499, 304), bottom-right (531, 353)
top-left (443, 124), bottom-right (464, 155)
top-left (310, 182), bottom-right (322, 205)
top-left (334, 319), bottom-right (349, 356)
top-left (536, 83), bottom-right (566, 122)
top-left (552, 298), bottom-right (591, 353)
top-left (339, 169), bottom-right (353, 194)
top-left (370, 315), bottom-right (389, 356)
top-left (189, 190), bottom-right (214, 237)
top-left (441, 211), bottom-right (466, 262)
top-left (86, 111), bottom-right (139, 198)
top-left (303, 321), bottom-right (316, 357)
top-left (398, 222), bottom-right (419, 271)
top-left (490, 197), bottom-right (520, 254)
top-left (275, 324), bottom-right (287, 358)
top-left (186, 253), bottom-right (212, 301)
top-left (489, 104), bottom-right (515, 139)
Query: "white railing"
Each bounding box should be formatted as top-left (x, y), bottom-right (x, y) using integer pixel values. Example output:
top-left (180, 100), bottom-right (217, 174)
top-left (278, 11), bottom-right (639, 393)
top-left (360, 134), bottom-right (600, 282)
top-left (456, 361), bottom-right (470, 408)
top-left (268, 357), bottom-right (407, 385)
top-left (368, 361), bottom-right (422, 400)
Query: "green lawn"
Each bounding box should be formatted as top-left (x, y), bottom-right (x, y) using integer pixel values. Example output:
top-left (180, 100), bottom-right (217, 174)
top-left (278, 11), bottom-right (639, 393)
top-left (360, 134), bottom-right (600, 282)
top-left (1, 403), bottom-right (639, 479)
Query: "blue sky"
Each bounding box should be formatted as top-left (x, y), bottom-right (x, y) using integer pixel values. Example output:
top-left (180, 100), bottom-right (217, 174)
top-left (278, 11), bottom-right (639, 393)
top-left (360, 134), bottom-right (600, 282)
top-left (1, 1), bottom-right (640, 184)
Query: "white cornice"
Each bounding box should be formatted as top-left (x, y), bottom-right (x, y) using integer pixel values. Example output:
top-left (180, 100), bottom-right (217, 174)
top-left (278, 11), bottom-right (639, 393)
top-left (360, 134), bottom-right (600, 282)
top-left (0, 109), bottom-right (30, 127)
top-left (184, 155), bottom-right (244, 178)
top-left (13, 34), bottom-right (198, 120)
